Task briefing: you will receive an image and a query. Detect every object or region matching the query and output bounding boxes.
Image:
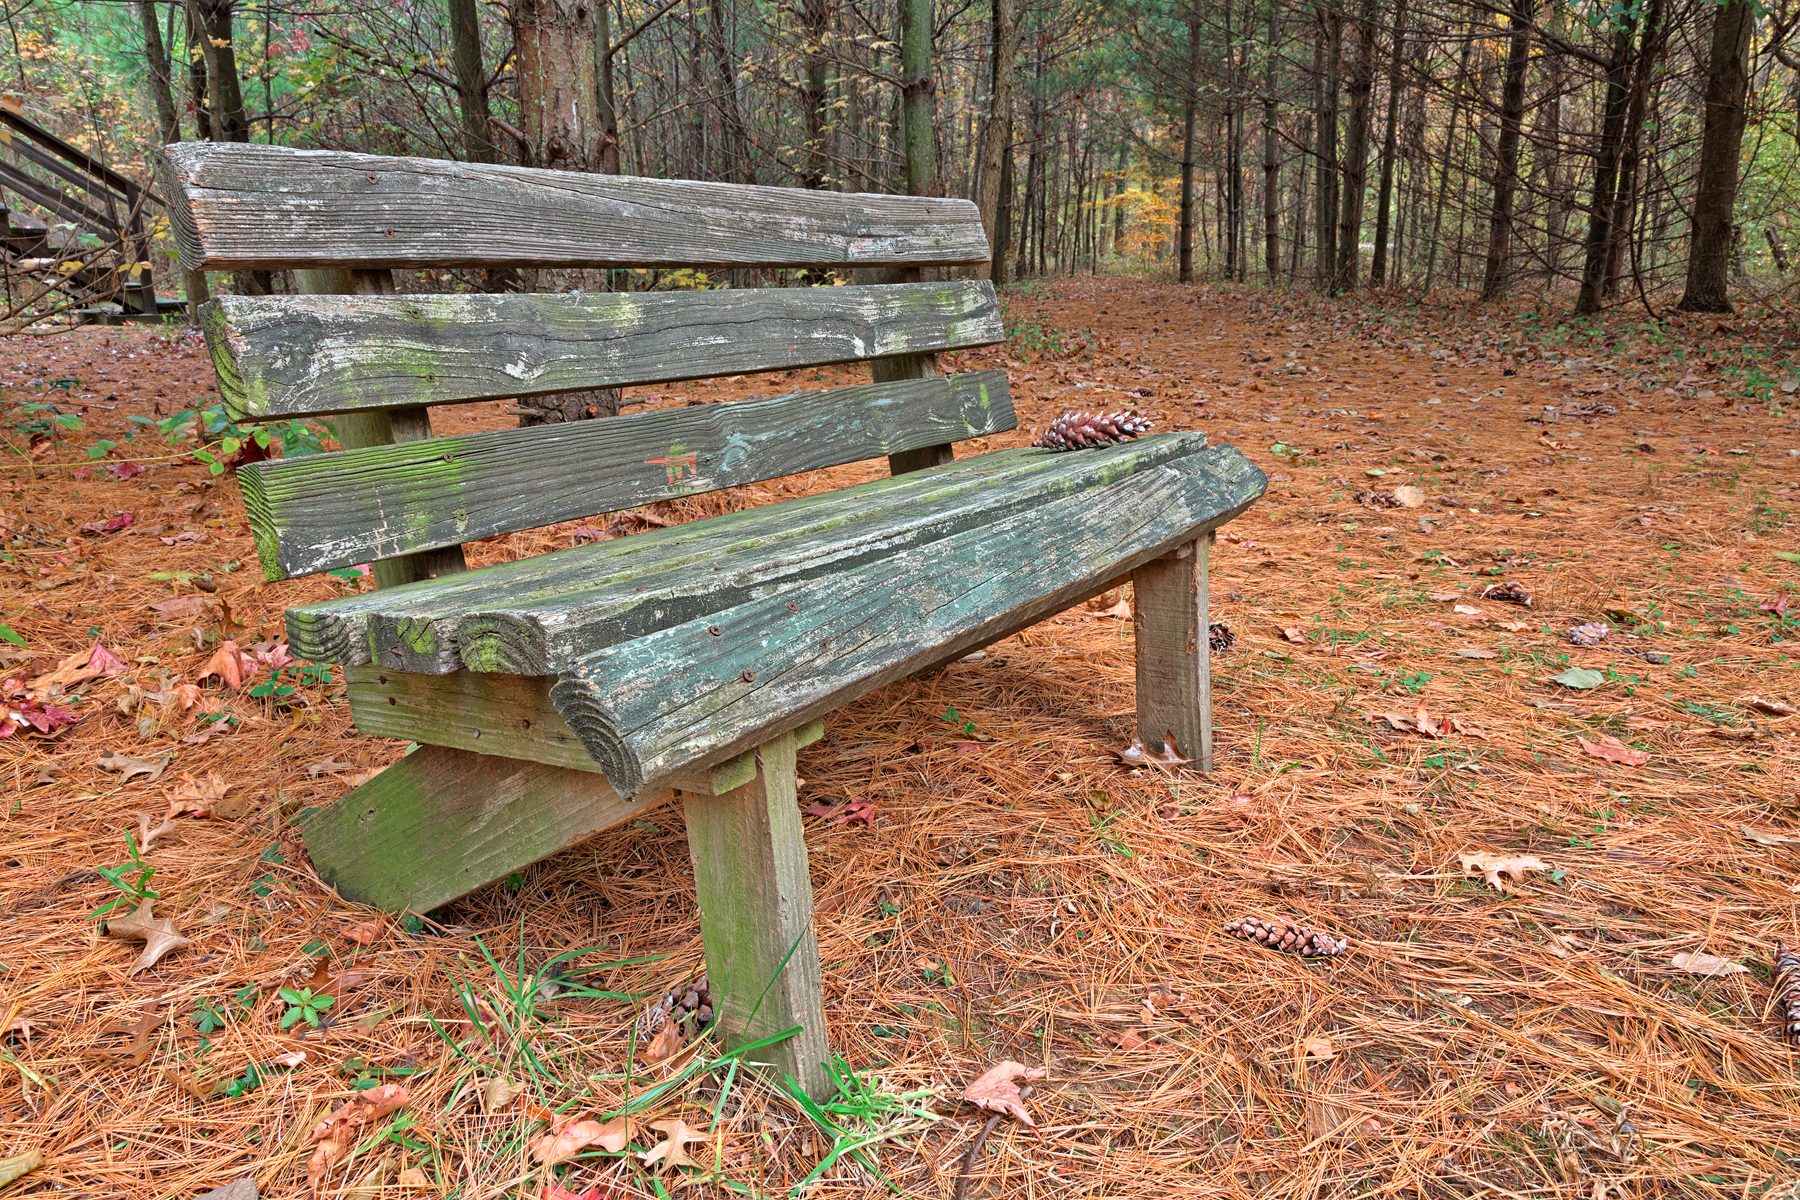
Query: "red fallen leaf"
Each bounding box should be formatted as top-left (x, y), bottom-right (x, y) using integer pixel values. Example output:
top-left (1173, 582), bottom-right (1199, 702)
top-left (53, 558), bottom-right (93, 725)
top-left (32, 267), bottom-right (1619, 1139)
top-left (953, 741), bottom-right (984, 754)
top-left (961, 1060), bottom-right (1047, 1127)
top-left (160, 531), bottom-right (209, 546)
top-left (27, 642), bottom-right (126, 692)
top-left (546, 1186), bottom-right (608, 1200)
top-left (105, 461), bottom-right (145, 480)
top-left (1761, 596), bottom-right (1789, 615)
top-left (249, 642), bottom-right (293, 671)
top-left (1113, 1027), bottom-right (1149, 1051)
top-left (307, 1084), bottom-right (410, 1195)
top-left (1, 698), bottom-right (82, 737)
top-left (1576, 734), bottom-right (1650, 767)
top-left (77, 510), bottom-right (134, 534)
top-left (801, 798), bottom-right (881, 828)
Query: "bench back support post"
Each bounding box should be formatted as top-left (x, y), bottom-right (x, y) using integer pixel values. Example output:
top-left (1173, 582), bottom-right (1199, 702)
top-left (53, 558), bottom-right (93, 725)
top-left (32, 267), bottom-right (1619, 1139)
top-left (293, 267), bottom-right (469, 588)
top-left (681, 728), bottom-right (832, 1101)
top-left (864, 265), bottom-right (955, 476)
top-left (1131, 534), bottom-right (1213, 771)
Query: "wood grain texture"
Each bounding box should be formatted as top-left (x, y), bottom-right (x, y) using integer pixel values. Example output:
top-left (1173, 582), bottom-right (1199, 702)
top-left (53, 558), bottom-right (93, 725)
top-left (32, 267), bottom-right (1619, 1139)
top-left (548, 446), bottom-right (1267, 796)
top-left (292, 267), bottom-right (469, 590)
top-left (202, 280), bottom-right (1005, 419)
top-left (239, 371), bottom-right (1013, 580)
top-left (161, 142), bottom-right (989, 273)
top-left (284, 435), bottom-right (1211, 669)
top-left (299, 744), bottom-right (666, 913)
top-left (1132, 537), bottom-right (1213, 770)
top-left (682, 730), bottom-right (832, 1100)
top-left (867, 265), bottom-right (954, 477)
top-left (341, 666), bottom-right (823, 794)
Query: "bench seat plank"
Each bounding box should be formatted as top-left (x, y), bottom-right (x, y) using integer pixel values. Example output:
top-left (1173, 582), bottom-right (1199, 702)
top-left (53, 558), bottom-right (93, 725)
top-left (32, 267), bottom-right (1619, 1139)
top-left (203, 280), bottom-right (1005, 419)
top-left (241, 371), bottom-right (1013, 580)
top-left (286, 434), bottom-right (1213, 671)
top-left (549, 446), bottom-right (1267, 796)
top-left (162, 143), bottom-right (990, 273)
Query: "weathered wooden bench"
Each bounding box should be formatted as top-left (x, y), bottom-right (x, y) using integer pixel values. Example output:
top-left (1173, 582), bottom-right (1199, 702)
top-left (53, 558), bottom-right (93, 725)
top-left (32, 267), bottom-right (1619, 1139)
top-left (161, 143), bottom-right (1266, 1098)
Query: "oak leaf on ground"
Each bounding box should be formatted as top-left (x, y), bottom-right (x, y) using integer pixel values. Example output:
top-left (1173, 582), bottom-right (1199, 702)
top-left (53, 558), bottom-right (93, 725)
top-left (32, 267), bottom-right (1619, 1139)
top-left (1670, 951), bottom-right (1748, 978)
top-left (307, 1084), bottom-right (410, 1195)
top-left (168, 770), bottom-right (233, 818)
top-left (96, 749), bottom-right (166, 784)
top-left (961, 1060), bottom-right (1047, 1127)
top-left (1576, 735), bottom-right (1650, 767)
top-left (196, 640), bottom-right (258, 690)
top-left (1459, 853), bottom-right (1549, 891)
top-left (639, 1117), bottom-right (707, 1170)
top-left (530, 1113), bottom-right (631, 1165)
top-left (105, 901), bottom-right (192, 975)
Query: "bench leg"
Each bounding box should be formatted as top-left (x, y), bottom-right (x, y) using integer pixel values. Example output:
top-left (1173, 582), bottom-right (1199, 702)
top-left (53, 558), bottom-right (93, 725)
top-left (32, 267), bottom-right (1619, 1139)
top-left (302, 745), bottom-right (661, 914)
top-left (1131, 535), bottom-right (1213, 770)
top-left (682, 729), bottom-right (833, 1101)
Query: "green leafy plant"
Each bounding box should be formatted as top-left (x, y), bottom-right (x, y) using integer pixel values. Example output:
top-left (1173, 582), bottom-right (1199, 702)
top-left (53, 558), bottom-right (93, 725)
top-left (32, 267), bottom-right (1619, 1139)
top-left (91, 832), bottom-right (158, 919)
top-left (129, 403), bottom-right (333, 476)
top-left (278, 986), bottom-right (336, 1030)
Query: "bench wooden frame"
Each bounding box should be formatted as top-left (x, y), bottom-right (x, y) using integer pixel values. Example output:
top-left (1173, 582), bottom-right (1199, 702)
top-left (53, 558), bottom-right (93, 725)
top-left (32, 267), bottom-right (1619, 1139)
top-left (163, 142), bottom-right (1264, 1100)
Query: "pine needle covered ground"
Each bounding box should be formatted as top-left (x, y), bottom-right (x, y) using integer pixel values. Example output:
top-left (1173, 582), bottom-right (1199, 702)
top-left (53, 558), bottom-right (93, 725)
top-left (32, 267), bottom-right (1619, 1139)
top-left (1, 278), bottom-right (1797, 1198)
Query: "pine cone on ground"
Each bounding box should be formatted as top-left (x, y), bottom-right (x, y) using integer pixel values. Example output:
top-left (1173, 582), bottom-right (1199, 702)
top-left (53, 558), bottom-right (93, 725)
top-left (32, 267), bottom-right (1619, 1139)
top-left (1208, 622), bottom-right (1235, 653)
top-left (1223, 916), bottom-right (1348, 958)
top-left (1034, 410), bottom-right (1153, 452)
top-left (1776, 943), bottom-right (1800, 1046)
top-left (637, 973), bottom-right (714, 1040)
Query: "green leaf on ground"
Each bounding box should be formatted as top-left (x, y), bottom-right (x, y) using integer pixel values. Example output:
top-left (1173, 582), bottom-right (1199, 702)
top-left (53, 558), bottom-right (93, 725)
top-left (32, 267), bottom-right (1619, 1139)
top-left (1548, 667), bottom-right (1607, 690)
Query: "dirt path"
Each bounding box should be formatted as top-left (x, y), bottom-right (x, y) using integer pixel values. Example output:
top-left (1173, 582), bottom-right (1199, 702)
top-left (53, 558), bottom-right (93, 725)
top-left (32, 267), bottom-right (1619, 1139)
top-left (1, 279), bottom-right (1796, 1198)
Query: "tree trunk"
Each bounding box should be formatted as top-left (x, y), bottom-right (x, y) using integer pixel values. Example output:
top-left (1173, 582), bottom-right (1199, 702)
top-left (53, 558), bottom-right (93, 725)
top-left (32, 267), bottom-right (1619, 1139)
top-left (138, 1), bottom-right (181, 145)
top-left (1333, 0), bottom-right (1374, 292)
top-left (596, 0), bottom-right (619, 173)
top-left (514, 0), bottom-right (606, 171)
top-left (1602, 0), bottom-right (1661, 300)
top-left (1575, 20), bottom-right (1636, 314)
top-left (995, 137), bottom-right (1015, 288)
top-left (1479, 0), bottom-right (1532, 300)
top-left (1422, 33), bottom-right (1473, 293)
top-left (901, 0), bottom-right (936, 196)
top-left (1314, 6), bottom-right (1341, 291)
top-left (708, 0), bottom-right (752, 183)
top-left (185, 3), bottom-right (212, 141)
top-left (1262, 0), bottom-right (1280, 282)
top-left (799, 0), bottom-right (830, 189)
top-left (447, 0), bottom-right (496, 163)
top-left (1368, 0), bottom-right (1406, 287)
top-left (514, 0), bottom-right (619, 425)
top-left (1677, 0), bottom-right (1754, 312)
top-left (1179, 4), bottom-right (1201, 283)
top-left (975, 0), bottom-right (1018, 278)
top-left (189, 0), bottom-right (250, 142)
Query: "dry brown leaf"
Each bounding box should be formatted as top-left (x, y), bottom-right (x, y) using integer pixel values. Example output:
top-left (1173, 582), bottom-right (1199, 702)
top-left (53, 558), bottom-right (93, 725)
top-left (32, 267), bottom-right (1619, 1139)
top-left (195, 640), bottom-right (259, 691)
top-left (639, 1116), bottom-right (706, 1170)
top-left (168, 770), bottom-right (233, 818)
top-left (149, 596), bottom-right (209, 621)
top-left (1279, 625), bottom-right (1309, 644)
top-left (1576, 735), bottom-right (1650, 767)
top-left (961, 1060), bottom-right (1048, 1127)
top-left (1460, 853), bottom-right (1550, 891)
top-left (1113, 1026), bottom-right (1148, 1051)
top-left (481, 1075), bottom-right (521, 1113)
top-left (167, 683), bottom-right (203, 712)
top-left (1670, 951), bottom-right (1748, 978)
top-left (1115, 734), bottom-right (1190, 769)
top-left (28, 642), bottom-right (126, 693)
top-left (1302, 1035), bottom-right (1337, 1061)
top-left (1740, 825), bottom-right (1800, 848)
top-left (0, 1150), bottom-right (44, 1189)
top-left (1745, 696), bottom-right (1797, 717)
top-left (343, 917), bottom-right (385, 946)
top-left (1391, 484), bottom-right (1425, 508)
top-left (396, 1167), bottom-right (431, 1190)
top-left (642, 1020), bottom-right (681, 1063)
top-left (137, 812), bottom-right (178, 854)
top-left (307, 758), bottom-right (353, 778)
top-left (307, 1084), bottom-right (410, 1195)
top-left (105, 901), bottom-right (193, 975)
top-left (1456, 647), bottom-right (1499, 659)
top-left (96, 749), bottom-right (167, 784)
top-left (530, 1114), bottom-right (630, 1165)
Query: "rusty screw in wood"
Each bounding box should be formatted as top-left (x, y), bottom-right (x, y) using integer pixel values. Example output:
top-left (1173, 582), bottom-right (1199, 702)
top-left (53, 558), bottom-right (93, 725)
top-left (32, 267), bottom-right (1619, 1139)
top-left (739, 669), bottom-right (756, 682)
top-left (708, 625), bottom-right (722, 636)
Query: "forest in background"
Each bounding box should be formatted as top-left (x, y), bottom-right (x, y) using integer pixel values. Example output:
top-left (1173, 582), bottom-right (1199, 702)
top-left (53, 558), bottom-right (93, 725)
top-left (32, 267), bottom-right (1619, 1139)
top-left (3, 0), bottom-right (1800, 316)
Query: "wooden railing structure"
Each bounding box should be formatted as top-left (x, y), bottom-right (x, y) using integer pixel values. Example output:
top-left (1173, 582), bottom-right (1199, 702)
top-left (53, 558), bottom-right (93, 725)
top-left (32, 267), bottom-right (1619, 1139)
top-left (0, 104), bottom-right (176, 323)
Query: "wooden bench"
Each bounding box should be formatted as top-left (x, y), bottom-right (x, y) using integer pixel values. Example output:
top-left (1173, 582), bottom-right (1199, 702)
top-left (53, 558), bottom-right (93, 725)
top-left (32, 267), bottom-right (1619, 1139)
top-left (160, 143), bottom-right (1267, 1099)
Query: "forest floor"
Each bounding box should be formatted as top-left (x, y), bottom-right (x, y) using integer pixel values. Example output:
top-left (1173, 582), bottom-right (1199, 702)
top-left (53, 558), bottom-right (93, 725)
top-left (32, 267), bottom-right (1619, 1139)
top-left (0, 276), bottom-right (1797, 1200)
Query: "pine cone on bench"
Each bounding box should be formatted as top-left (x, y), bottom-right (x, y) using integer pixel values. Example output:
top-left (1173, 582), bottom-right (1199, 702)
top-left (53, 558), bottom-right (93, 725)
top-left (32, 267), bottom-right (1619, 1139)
top-left (1034, 410), bottom-right (1153, 452)
top-left (637, 973), bottom-right (715, 1041)
top-left (1223, 916), bottom-right (1348, 958)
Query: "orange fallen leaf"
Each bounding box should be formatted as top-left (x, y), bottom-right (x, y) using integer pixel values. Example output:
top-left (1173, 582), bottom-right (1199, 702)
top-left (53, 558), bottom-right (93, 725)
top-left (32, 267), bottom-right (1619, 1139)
top-left (167, 770), bottom-right (232, 818)
top-left (1115, 734), bottom-right (1190, 769)
top-left (195, 640), bottom-right (259, 690)
top-left (1576, 734), bottom-right (1650, 767)
top-left (343, 917), bottom-right (385, 946)
top-left (642, 1020), bottom-right (681, 1063)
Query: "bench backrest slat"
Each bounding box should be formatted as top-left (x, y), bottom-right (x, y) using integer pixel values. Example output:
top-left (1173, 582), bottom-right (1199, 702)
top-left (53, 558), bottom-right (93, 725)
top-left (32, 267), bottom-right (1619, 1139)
top-left (162, 144), bottom-right (988, 272)
top-left (204, 280), bottom-right (1004, 419)
top-left (240, 371), bottom-right (1015, 581)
